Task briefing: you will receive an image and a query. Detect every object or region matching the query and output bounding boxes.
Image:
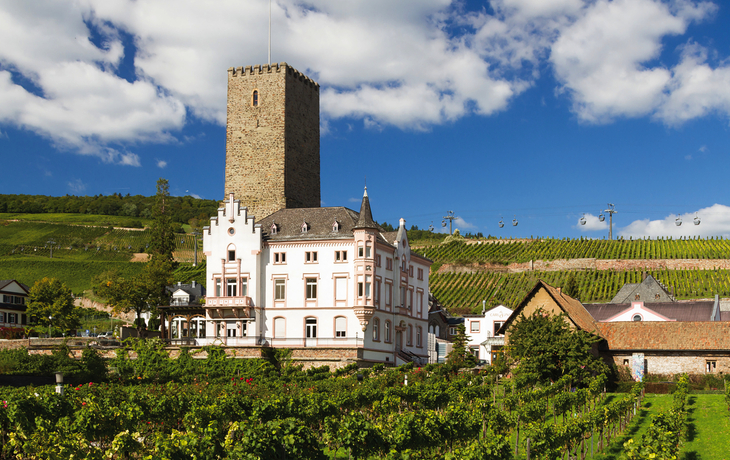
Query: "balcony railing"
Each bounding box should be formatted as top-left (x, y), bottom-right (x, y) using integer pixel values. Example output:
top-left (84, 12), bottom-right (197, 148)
top-left (206, 296), bottom-right (252, 307)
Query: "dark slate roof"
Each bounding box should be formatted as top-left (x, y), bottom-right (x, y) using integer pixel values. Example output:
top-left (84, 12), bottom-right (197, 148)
top-left (259, 207), bottom-right (361, 240)
top-left (585, 301), bottom-right (715, 322)
top-left (596, 321), bottom-right (730, 351)
top-left (0, 280), bottom-right (30, 293)
top-left (353, 188), bottom-right (378, 230)
top-left (257, 205), bottom-right (398, 245)
top-left (609, 275), bottom-right (674, 303)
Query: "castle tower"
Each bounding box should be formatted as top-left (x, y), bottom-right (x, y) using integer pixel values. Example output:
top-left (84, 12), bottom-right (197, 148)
top-left (225, 62), bottom-right (320, 219)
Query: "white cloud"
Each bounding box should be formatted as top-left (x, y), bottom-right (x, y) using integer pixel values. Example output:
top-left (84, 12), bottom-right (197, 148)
top-left (619, 204), bottom-right (730, 239)
top-left (576, 213), bottom-right (608, 231)
top-left (67, 178), bottom-right (86, 194)
top-left (550, 0), bottom-right (724, 124)
top-left (157, 160), bottom-right (167, 168)
top-left (0, 0), bottom-right (729, 158)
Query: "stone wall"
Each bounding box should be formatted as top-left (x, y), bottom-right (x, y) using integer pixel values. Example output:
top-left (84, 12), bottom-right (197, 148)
top-left (438, 258), bottom-right (730, 274)
top-left (604, 352), bottom-right (730, 375)
top-left (224, 63), bottom-right (320, 220)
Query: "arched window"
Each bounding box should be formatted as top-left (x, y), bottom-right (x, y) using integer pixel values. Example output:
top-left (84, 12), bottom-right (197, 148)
top-left (373, 318), bottom-right (380, 341)
top-left (252, 90), bottom-right (259, 106)
top-left (416, 326), bottom-right (422, 347)
top-left (227, 244), bottom-right (236, 262)
top-left (632, 314), bottom-right (642, 322)
top-left (385, 321), bottom-right (391, 343)
top-left (407, 324), bottom-right (413, 346)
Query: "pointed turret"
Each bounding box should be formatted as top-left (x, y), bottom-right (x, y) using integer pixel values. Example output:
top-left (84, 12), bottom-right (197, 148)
top-left (353, 187), bottom-right (378, 230)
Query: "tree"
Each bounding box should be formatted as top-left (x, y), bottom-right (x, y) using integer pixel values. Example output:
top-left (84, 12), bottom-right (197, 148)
top-left (148, 178), bottom-right (176, 262)
top-left (93, 178), bottom-right (176, 336)
top-left (26, 278), bottom-right (80, 335)
top-left (93, 271), bottom-right (151, 337)
top-left (446, 323), bottom-right (477, 368)
top-left (506, 309), bottom-right (605, 387)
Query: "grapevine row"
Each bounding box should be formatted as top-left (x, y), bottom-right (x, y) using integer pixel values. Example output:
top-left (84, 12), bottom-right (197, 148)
top-left (430, 268), bottom-right (730, 312)
top-left (416, 236), bottom-right (730, 264)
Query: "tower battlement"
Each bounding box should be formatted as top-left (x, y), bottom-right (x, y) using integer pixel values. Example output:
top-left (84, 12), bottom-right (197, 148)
top-left (228, 63), bottom-right (319, 90)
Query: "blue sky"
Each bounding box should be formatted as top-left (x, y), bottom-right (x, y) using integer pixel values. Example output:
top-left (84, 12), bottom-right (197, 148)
top-left (2, 0), bottom-right (730, 239)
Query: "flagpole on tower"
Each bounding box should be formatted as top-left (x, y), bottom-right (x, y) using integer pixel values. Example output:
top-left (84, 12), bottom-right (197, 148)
top-left (268, 0), bottom-right (271, 65)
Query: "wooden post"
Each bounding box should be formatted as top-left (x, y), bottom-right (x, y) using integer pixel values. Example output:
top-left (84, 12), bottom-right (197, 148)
top-left (526, 438), bottom-right (530, 460)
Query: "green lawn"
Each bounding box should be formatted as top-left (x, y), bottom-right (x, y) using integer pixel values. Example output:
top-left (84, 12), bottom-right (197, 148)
top-left (682, 394), bottom-right (730, 460)
top-left (592, 394), bottom-right (729, 460)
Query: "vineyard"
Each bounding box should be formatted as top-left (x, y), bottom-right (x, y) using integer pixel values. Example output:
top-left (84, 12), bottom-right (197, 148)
top-left (415, 236), bottom-right (730, 264)
top-left (0, 339), bottom-right (681, 460)
top-left (0, 221), bottom-right (203, 264)
top-left (431, 268), bottom-right (730, 313)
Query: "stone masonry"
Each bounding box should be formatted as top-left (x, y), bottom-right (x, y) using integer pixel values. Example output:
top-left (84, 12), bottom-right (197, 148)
top-left (224, 63), bottom-right (320, 220)
top-left (438, 258), bottom-right (730, 274)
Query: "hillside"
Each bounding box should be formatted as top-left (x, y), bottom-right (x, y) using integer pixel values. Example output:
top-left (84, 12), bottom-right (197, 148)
top-left (0, 215), bottom-right (206, 294)
top-left (5, 214), bottom-right (730, 314)
top-left (413, 236), bottom-right (730, 314)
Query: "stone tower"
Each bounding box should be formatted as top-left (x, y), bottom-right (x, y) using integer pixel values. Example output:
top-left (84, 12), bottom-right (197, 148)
top-left (225, 62), bottom-right (320, 219)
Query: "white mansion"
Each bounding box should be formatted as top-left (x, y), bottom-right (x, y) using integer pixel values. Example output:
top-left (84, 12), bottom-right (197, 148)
top-left (194, 190), bottom-right (431, 365)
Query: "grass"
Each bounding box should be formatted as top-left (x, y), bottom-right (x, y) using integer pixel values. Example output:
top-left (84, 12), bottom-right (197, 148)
top-left (0, 213), bottom-right (150, 227)
top-left (590, 394), bottom-right (730, 460)
top-left (681, 394), bottom-right (730, 460)
top-left (0, 259), bottom-right (146, 294)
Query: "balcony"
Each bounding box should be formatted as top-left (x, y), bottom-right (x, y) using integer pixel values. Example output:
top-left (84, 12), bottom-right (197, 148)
top-left (206, 296), bottom-right (252, 307)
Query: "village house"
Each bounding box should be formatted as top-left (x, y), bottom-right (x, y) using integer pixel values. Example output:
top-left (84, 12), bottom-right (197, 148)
top-left (0, 280), bottom-right (29, 330)
top-left (499, 279), bottom-right (730, 376)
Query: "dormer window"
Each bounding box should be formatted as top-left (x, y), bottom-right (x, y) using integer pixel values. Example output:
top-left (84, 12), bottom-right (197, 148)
top-left (332, 220), bottom-right (340, 232)
top-left (252, 90), bottom-right (259, 107)
top-left (301, 221), bottom-right (309, 233)
top-left (271, 223), bottom-right (279, 235)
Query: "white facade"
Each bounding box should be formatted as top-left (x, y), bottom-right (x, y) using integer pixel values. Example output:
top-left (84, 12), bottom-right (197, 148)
top-left (0, 280), bottom-right (28, 328)
top-left (602, 302), bottom-right (674, 322)
top-left (463, 305), bottom-right (513, 363)
top-left (200, 192), bottom-right (431, 365)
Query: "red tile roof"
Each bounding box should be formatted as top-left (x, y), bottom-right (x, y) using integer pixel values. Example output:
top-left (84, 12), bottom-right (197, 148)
top-left (596, 321), bottom-right (730, 350)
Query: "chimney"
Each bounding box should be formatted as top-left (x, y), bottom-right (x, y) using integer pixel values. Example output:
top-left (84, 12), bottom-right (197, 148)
top-left (192, 280), bottom-right (196, 288)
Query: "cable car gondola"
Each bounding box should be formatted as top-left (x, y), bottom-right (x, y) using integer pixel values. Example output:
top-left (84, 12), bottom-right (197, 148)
top-left (675, 215), bottom-right (682, 227)
top-left (579, 214), bottom-right (586, 226)
top-left (694, 214), bottom-right (701, 226)
top-left (498, 217), bottom-right (504, 228)
top-left (512, 215), bottom-right (518, 227)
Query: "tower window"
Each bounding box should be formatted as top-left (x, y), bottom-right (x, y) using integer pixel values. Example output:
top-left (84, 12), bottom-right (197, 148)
top-left (252, 90), bottom-right (259, 107)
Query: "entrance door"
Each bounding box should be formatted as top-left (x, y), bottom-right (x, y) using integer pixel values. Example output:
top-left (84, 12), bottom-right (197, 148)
top-left (305, 318), bottom-right (317, 346)
top-left (396, 331), bottom-right (402, 351)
